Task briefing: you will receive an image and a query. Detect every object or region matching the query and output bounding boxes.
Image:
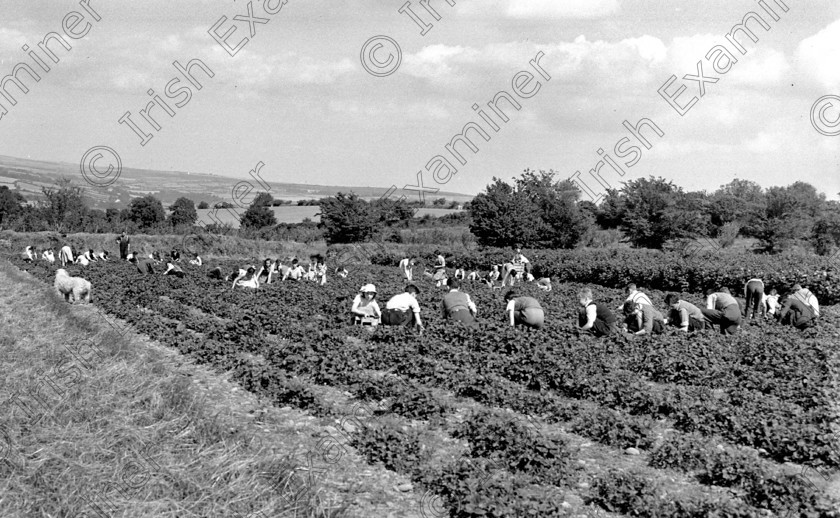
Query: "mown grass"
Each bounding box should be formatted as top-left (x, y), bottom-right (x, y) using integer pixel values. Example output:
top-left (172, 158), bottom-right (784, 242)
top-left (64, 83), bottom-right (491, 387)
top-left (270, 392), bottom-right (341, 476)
top-left (0, 260), bottom-right (350, 517)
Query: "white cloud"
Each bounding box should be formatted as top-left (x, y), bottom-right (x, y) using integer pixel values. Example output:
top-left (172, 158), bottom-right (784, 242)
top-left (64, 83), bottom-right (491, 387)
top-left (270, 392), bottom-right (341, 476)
top-left (796, 19), bottom-right (840, 88)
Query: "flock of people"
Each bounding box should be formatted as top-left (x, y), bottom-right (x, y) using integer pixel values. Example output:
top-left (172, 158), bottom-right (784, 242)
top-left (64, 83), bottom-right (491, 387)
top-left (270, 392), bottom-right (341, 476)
top-left (23, 236), bottom-right (824, 334)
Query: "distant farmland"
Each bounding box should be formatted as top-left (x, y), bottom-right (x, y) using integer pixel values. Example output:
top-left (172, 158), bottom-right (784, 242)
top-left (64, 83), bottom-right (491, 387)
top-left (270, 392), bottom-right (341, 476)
top-left (196, 206), bottom-right (462, 228)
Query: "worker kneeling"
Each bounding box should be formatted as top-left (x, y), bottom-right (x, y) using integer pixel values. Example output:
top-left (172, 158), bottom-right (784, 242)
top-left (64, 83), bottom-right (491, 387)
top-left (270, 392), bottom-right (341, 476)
top-left (383, 284), bottom-right (424, 331)
top-left (441, 279), bottom-right (478, 326)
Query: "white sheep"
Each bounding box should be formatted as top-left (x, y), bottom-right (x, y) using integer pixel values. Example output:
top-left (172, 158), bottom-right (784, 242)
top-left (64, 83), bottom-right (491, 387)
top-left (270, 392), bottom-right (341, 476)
top-left (54, 269), bottom-right (91, 304)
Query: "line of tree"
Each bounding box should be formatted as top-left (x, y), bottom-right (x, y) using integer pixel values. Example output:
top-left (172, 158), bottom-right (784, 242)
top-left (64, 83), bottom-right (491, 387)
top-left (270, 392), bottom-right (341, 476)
top-left (468, 170), bottom-right (840, 254)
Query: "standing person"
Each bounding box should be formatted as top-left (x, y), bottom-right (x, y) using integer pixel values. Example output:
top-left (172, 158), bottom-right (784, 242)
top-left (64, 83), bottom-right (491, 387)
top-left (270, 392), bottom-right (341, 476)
top-left (577, 288), bottom-right (618, 337)
top-left (616, 283), bottom-right (653, 311)
top-left (398, 257), bottom-right (415, 281)
top-left (59, 245), bottom-right (74, 267)
top-left (351, 284), bottom-right (381, 326)
top-left (623, 300), bottom-right (665, 335)
top-left (116, 232), bottom-right (131, 260)
top-left (130, 255), bottom-right (156, 274)
top-left (440, 278), bottom-right (478, 325)
top-left (664, 293), bottom-right (705, 332)
top-left (777, 290), bottom-right (818, 330)
top-left (504, 290), bottom-right (544, 329)
top-left (701, 288), bottom-right (742, 335)
top-left (743, 277), bottom-right (765, 320)
top-left (383, 284), bottom-right (424, 330)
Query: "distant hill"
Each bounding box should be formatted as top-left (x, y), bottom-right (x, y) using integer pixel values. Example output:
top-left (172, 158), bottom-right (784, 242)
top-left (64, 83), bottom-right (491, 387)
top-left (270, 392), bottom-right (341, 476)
top-left (0, 155), bottom-right (473, 210)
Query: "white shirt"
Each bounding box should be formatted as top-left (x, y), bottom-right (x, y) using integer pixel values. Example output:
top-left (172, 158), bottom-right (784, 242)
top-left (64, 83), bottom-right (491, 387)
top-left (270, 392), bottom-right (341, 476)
top-left (618, 290), bottom-right (652, 310)
top-left (76, 255), bottom-right (89, 266)
top-left (765, 294), bottom-right (780, 314)
top-left (793, 289), bottom-right (820, 317)
top-left (399, 258), bottom-right (411, 270)
top-left (386, 292), bottom-right (421, 313)
top-left (288, 265), bottom-right (305, 280)
top-left (435, 255), bottom-right (445, 269)
top-left (352, 294), bottom-right (381, 318)
top-left (513, 253), bottom-right (530, 264)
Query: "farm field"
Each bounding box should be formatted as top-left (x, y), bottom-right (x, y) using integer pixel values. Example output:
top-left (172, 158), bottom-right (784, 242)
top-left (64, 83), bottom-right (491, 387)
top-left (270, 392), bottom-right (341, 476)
top-left (196, 207), bottom-right (463, 227)
top-left (6, 242), bottom-right (840, 517)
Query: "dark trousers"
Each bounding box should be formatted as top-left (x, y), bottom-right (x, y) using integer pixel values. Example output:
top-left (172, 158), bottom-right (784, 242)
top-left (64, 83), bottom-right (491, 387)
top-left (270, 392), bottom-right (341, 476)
top-left (589, 319), bottom-right (617, 337)
top-left (701, 305), bottom-right (741, 335)
top-left (382, 309), bottom-right (413, 326)
top-left (447, 309), bottom-right (477, 325)
top-left (781, 307), bottom-right (816, 330)
top-left (744, 281), bottom-right (764, 318)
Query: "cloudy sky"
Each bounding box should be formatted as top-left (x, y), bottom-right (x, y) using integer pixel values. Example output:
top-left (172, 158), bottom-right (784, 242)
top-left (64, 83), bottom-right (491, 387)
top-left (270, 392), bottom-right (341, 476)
top-left (0, 0), bottom-right (838, 200)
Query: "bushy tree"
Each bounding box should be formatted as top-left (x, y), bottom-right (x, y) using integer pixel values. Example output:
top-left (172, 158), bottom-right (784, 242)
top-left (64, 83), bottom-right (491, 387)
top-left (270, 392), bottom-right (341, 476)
top-left (0, 186), bottom-right (25, 228)
top-left (127, 195), bottom-right (166, 230)
top-left (197, 201), bottom-right (209, 209)
top-left (469, 170), bottom-right (589, 249)
top-left (40, 178), bottom-right (87, 232)
top-left (168, 197), bottom-right (197, 227)
top-left (240, 193), bottom-right (277, 230)
top-left (618, 176), bottom-right (704, 249)
top-left (318, 192), bottom-right (378, 244)
top-left (706, 179), bottom-right (765, 237)
top-left (373, 197), bottom-right (415, 227)
top-left (755, 182), bottom-right (824, 253)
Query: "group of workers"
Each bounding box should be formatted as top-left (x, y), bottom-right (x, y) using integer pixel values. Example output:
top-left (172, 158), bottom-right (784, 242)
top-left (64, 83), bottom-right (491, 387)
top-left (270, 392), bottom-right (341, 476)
top-left (24, 244), bottom-right (110, 267)
top-left (206, 255), bottom-right (330, 290)
top-left (350, 278), bottom-right (546, 331)
top-left (577, 279), bottom-right (820, 337)
top-left (400, 248), bottom-right (552, 292)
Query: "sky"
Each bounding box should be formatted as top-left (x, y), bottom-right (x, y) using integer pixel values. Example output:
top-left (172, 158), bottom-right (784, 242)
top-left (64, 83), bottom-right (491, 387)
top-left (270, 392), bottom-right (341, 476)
top-left (0, 0), bottom-right (839, 201)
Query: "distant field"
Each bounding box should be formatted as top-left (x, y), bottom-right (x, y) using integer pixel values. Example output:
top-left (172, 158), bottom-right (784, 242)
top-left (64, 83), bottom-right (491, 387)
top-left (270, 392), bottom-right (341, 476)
top-left (196, 206), bottom-right (462, 227)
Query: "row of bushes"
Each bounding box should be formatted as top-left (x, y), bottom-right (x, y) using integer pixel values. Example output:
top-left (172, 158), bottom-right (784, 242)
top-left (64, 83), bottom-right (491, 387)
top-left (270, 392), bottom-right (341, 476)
top-left (367, 247), bottom-right (840, 303)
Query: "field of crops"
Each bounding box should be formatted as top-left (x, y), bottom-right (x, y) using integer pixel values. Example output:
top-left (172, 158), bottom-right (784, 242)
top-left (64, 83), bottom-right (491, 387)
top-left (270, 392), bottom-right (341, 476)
top-left (9, 252), bottom-right (840, 517)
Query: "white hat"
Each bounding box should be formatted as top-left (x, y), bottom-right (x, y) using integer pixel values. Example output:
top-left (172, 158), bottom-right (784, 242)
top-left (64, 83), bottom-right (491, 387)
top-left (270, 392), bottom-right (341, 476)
top-left (360, 284), bottom-right (376, 293)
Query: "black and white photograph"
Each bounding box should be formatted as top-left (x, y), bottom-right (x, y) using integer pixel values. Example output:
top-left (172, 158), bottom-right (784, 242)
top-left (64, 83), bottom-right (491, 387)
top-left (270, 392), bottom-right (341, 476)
top-left (1, 1), bottom-right (839, 516)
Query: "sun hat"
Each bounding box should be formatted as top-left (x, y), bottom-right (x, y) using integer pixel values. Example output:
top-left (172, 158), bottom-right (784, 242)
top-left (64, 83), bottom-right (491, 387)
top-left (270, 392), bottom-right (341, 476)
top-left (360, 284), bottom-right (377, 293)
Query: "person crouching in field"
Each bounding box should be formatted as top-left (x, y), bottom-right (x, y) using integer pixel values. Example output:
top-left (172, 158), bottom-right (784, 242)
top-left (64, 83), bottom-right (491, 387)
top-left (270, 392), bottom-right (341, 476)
top-left (83, 249), bottom-right (97, 263)
top-left (743, 277), bottom-right (765, 321)
top-left (467, 270), bottom-right (479, 282)
top-left (256, 258), bottom-right (274, 284)
top-left (130, 255), bottom-right (156, 274)
top-left (23, 245), bottom-right (35, 262)
top-left (536, 277), bottom-right (552, 292)
top-left (383, 284), bottom-right (424, 331)
top-left (441, 278), bottom-right (478, 326)
top-left (74, 253), bottom-right (90, 266)
top-left (189, 253), bottom-right (202, 266)
top-left (316, 256), bottom-right (327, 285)
top-left (41, 249), bottom-right (55, 263)
top-left (777, 284), bottom-right (820, 330)
top-left (163, 262), bottom-right (186, 278)
top-left (351, 284), bottom-right (381, 327)
top-left (284, 259), bottom-right (305, 281)
top-left (504, 290), bottom-right (544, 329)
top-left (664, 293), bottom-right (705, 333)
top-left (616, 283), bottom-right (653, 311)
top-left (764, 288), bottom-right (780, 317)
top-left (577, 288), bottom-right (617, 337)
top-left (701, 288), bottom-right (742, 335)
top-left (232, 266), bottom-right (258, 289)
top-left (96, 250), bottom-right (109, 261)
top-left (623, 300), bottom-right (665, 335)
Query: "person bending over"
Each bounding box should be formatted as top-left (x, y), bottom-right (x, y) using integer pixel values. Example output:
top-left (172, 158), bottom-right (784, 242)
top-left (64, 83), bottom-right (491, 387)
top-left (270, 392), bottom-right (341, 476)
top-left (743, 277), bottom-right (765, 320)
top-left (130, 255), bottom-right (156, 275)
top-left (623, 300), bottom-right (665, 335)
top-left (383, 284), bottom-right (424, 330)
top-left (189, 254), bottom-right (202, 266)
top-left (577, 288), bottom-right (617, 337)
top-left (777, 292), bottom-right (818, 330)
top-left (664, 293), bottom-right (705, 332)
top-left (440, 278), bottom-right (478, 325)
top-left (536, 277), bottom-right (552, 292)
top-left (163, 262), bottom-right (185, 278)
top-left (616, 283), bottom-right (653, 311)
top-left (399, 257), bottom-right (415, 281)
top-left (504, 290), bottom-right (544, 329)
top-left (232, 266), bottom-right (258, 289)
top-left (701, 288), bottom-right (741, 335)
